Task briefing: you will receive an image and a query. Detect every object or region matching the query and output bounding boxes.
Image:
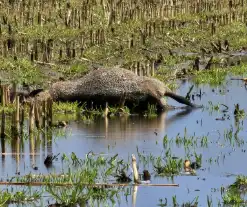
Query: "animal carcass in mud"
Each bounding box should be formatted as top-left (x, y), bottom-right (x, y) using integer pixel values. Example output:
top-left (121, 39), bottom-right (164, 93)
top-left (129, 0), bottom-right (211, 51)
top-left (35, 68), bottom-right (200, 111)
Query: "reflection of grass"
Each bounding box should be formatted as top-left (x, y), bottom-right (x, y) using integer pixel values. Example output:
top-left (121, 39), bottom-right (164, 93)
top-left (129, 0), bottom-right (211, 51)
top-left (158, 196), bottom-right (199, 207)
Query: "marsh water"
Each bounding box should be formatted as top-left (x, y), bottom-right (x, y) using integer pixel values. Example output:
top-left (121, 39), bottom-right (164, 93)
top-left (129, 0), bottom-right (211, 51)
top-left (2, 76), bottom-right (247, 206)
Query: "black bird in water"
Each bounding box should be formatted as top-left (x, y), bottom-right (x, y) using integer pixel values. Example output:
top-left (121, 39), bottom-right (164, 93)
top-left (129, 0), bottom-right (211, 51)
top-left (44, 155), bottom-right (53, 167)
top-left (143, 170), bottom-right (151, 181)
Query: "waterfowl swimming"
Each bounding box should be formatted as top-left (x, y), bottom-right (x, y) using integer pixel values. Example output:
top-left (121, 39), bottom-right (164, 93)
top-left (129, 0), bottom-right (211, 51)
top-left (142, 170), bottom-right (151, 181)
top-left (190, 161), bottom-right (201, 170)
top-left (184, 160), bottom-right (193, 173)
top-left (54, 121), bottom-right (67, 128)
top-left (184, 160), bottom-right (200, 174)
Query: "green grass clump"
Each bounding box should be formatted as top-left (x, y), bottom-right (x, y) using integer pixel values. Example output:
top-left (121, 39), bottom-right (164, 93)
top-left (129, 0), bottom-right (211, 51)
top-left (193, 64), bottom-right (247, 86)
top-left (0, 57), bottom-right (44, 85)
top-left (9, 153), bottom-right (129, 206)
top-left (234, 104), bottom-right (246, 119)
top-left (222, 176), bottom-right (247, 205)
top-left (163, 129), bottom-right (209, 149)
top-left (0, 104), bottom-right (16, 114)
top-left (229, 176), bottom-right (247, 191)
top-left (58, 62), bottom-right (89, 77)
top-left (193, 68), bottom-right (227, 86)
top-left (154, 155), bottom-right (183, 176)
top-left (223, 192), bottom-right (245, 205)
top-left (53, 101), bottom-right (81, 114)
top-left (144, 104), bottom-right (158, 117)
top-left (0, 190), bottom-right (41, 205)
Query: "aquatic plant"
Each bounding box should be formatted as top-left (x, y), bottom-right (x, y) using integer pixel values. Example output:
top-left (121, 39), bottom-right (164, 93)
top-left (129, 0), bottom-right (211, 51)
top-left (234, 103), bottom-right (245, 119)
top-left (206, 195), bottom-right (213, 207)
top-left (6, 152), bottom-right (131, 206)
top-left (154, 156), bottom-right (183, 176)
top-left (157, 198), bottom-right (168, 207)
top-left (108, 105), bottom-right (130, 116)
top-left (45, 170), bottom-right (94, 206)
top-left (229, 175), bottom-right (247, 191)
top-left (0, 189), bottom-right (41, 205)
top-left (193, 68), bottom-right (227, 86)
top-left (181, 196), bottom-right (199, 207)
top-left (207, 101), bottom-right (220, 112)
top-left (172, 195), bottom-right (177, 206)
top-left (222, 191), bottom-right (245, 205)
top-left (144, 103), bottom-right (158, 117)
top-left (223, 126), bottom-right (244, 147)
top-left (193, 64), bottom-right (247, 86)
top-left (165, 129), bottom-right (209, 149)
top-left (53, 101), bottom-right (81, 114)
top-left (222, 176), bottom-right (247, 205)
top-left (194, 153), bottom-right (202, 167)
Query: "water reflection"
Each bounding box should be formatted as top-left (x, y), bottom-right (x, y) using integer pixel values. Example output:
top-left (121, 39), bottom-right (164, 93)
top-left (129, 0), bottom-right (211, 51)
top-left (72, 109), bottom-right (194, 140)
top-left (132, 186), bottom-right (138, 207)
top-left (0, 107), bottom-right (195, 178)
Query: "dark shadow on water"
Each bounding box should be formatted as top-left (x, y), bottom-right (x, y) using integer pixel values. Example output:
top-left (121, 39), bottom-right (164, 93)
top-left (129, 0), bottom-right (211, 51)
top-left (166, 108), bottom-right (194, 126)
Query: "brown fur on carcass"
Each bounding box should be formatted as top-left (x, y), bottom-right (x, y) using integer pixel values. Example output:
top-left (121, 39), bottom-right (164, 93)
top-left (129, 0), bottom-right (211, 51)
top-left (34, 68), bottom-right (199, 110)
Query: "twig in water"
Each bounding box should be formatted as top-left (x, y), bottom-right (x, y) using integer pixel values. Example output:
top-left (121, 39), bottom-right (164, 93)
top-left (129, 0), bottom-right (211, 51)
top-left (231, 78), bottom-right (247, 85)
top-left (185, 85), bottom-right (194, 100)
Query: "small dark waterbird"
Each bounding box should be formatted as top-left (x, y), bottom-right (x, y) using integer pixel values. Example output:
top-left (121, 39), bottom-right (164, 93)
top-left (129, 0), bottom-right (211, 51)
top-left (184, 160), bottom-right (201, 173)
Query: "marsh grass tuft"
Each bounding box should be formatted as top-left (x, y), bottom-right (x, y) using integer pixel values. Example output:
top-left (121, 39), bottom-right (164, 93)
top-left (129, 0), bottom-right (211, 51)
top-left (193, 64), bottom-right (247, 86)
top-left (234, 104), bottom-right (245, 119)
top-left (229, 175), bottom-right (247, 191)
top-left (0, 189), bottom-right (41, 205)
top-left (9, 152), bottom-right (130, 206)
top-left (154, 155), bottom-right (183, 176)
top-left (222, 191), bottom-right (245, 205)
top-left (163, 129), bottom-right (210, 149)
top-left (0, 57), bottom-right (44, 85)
top-left (222, 176), bottom-right (247, 205)
top-left (144, 104), bottom-right (158, 117)
top-left (53, 101), bottom-right (81, 114)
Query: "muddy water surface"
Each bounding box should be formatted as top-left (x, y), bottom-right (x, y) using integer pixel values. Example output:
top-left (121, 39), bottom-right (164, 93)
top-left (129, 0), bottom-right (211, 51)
top-left (3, 77), bottom-right (247, 206)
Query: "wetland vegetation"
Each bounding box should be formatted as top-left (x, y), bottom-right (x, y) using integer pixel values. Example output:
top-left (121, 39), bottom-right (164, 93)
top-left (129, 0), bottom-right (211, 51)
top-left (0, 0), bottom-right (247, 206)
